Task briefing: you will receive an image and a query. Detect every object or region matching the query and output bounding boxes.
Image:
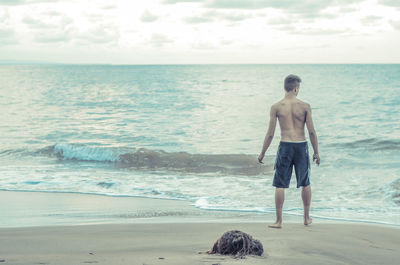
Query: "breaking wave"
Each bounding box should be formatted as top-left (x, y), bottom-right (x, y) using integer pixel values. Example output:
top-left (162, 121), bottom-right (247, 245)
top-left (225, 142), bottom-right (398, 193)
top-left (33, 143), bottom-right (271, 175)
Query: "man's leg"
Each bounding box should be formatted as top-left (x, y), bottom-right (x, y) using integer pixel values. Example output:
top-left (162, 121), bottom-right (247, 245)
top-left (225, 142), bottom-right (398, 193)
top-left (269, 188), bottom-right (284, 228)
top-left (301, 185), bottom-right (312, 225)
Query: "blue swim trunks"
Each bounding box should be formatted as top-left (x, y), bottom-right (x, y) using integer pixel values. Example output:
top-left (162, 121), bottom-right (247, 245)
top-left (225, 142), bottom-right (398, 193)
top-left (273, 141), bottom-right (310, 188)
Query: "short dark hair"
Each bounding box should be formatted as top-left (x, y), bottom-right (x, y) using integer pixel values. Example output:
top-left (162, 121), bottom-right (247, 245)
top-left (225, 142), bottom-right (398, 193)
top-left (284, 74), bottom-right (302, 92)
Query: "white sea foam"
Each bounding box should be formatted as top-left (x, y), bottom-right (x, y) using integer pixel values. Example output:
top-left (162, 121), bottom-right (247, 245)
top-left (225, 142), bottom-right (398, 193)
top-left (53, 143), bottom-right (121, 162)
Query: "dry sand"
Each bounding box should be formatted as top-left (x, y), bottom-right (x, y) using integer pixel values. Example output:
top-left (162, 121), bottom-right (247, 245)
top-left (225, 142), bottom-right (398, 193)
top-left (0, 222), bottom-right (399, 265)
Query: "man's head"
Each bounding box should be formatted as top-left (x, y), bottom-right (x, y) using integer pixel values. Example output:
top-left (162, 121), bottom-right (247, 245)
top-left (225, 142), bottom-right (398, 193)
top-left (284, 74), bottom-right (302, 95)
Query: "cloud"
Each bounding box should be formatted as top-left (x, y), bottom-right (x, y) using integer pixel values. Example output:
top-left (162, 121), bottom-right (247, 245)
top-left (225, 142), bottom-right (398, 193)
top-left (208, 0), bottom-right (361, 10)
top-left (1, 0), bottom-right (398, 63)
top-left (267, 13), bottom-right (337, 29)
top-left (42, 10), bottom-right (63, 17)
top-left (21, 14), bottom-right (74, 44)
top-left (140, 10), bottom-right (158, 22)
top-left (0, 8), bottom-right (10, 20)
top-left (220, 12), bottom-right (253, 21)
top-left (183, 10), bottom-right (252, 24)
top-left (339, 6), bottom-right (358, 13)
top-left (0, 8), bottom-right (17, 45)
top-left (276, 25), bottom-right (350, 36)
top-left (191, 41), bottom-right (217, 50)
top-left (22, 14), bottom-right (73, 29)
top-left (0, 0), bottom-right (59, 5)
top-left (183, 15), bottom-right (213, 24)
top-left (283, 43), bottom-right (330, 51)
top-left (86, 13), bottom-right (110, 23)
top-left (268, 17), bottom-right (295, 25)
top-left (162, 0), bottom-right (203, 3)
top-left (23, 17), bottom-right (54, 29)
top-left (163, 0), bottom-right (364, 17)
top-left (149, 33), bottom-right (174, 47)
top-left (294, 28), bottom-right (349, 35)
top-left (33, 32), bottom-right (70, 43)
top-left (29, 24), bottom-right (120, 46)
top-left (379, 0), bottom-right (400, 7)
top-left (219, 39), bottom-right (233, 45)
top-left (20, 8), bottom-right (121, 46)
top-left (0, 27), bottom-right (18, 45)
top-left (389, 20), bottom-right (400, 30)
top-left (101, 5), bottom-right (116, 10)
top-left (206, 0), bottom-right (289, 9)
top-left (360, 16), bottom-right (383, 27)
top-left (76, 25), bottom-right (120, 44)
top-left (207, 0), bottom-right (364, 18)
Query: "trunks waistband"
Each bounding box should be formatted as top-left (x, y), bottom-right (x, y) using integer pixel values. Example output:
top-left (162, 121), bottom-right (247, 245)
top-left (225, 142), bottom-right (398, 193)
top-left (279, 140), bottom-right (307, 145)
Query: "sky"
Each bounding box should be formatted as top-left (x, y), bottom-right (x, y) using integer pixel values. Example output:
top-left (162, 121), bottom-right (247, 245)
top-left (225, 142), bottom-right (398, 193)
top-left (0, 0), bottom-right (399, 64)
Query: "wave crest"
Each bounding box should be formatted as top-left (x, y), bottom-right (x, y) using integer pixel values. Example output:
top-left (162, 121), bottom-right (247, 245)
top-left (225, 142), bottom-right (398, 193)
top-left (53, 143), bottom-right (120, 162)
top-left (36, 143), bottom-right (270, 175)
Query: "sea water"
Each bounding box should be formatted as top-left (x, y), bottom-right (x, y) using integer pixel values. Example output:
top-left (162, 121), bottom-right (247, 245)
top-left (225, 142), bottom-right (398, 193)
top-left (0, 64), bottom-right (399, 226)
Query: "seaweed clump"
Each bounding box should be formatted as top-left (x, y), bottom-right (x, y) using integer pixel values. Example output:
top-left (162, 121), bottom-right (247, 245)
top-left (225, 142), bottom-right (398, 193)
top-left (207, 230), bottom-right (263, 258)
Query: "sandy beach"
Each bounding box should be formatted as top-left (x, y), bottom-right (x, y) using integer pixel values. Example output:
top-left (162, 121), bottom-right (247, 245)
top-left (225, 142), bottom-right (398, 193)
top-left (0, 191), bottom-right (399, 265)
top-left (1, 222), bottom-right (399, 265)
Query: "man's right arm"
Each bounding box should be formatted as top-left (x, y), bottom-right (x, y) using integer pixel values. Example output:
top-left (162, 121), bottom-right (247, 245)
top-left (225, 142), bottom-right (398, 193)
top-left (258, 105), bottom-right (277, 163)
top-left (305, 103), bottom-right (320, 165)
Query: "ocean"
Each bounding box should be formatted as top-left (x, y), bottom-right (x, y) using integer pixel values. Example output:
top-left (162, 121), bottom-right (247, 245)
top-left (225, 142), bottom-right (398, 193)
top-left (0, 64), bottom-right (399, 226)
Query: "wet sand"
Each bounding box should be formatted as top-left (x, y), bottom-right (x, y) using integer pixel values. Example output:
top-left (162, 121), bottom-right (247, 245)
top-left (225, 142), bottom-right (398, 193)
top-left (1, 221), bottom-right (399, 265)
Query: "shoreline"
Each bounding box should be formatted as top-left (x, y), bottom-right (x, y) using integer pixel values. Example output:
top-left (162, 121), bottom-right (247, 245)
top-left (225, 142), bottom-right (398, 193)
top-left (1, 189), bottom-right (400, 264)
top-left (0, 190), bottom-right (290, 228)
top-left (0, 190), bottom-right (399, 229)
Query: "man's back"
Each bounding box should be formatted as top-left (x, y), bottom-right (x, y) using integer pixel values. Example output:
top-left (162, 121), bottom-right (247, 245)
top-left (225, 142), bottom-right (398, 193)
top-left (258, 74), bottom-right (319, 168)
top-left (273, 97), bottom-right (310, 142)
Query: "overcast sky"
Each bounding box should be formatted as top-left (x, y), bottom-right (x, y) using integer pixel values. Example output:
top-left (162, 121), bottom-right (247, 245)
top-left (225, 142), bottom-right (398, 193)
top-left (0, 0), bottom-right (399, 64)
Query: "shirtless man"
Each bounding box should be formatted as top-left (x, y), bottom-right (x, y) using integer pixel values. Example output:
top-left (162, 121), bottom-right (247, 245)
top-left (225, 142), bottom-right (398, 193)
top-left (258, 74), bottom-right (320, 228)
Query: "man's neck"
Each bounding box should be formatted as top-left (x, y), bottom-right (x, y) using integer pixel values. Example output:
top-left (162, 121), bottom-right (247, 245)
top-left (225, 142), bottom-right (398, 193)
top-left (284, 92), bottom-right (297, 99)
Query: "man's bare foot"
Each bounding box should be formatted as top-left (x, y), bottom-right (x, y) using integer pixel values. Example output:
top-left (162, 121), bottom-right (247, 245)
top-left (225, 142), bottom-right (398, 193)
top-left (304, 218), bottom-right (312, 226)
top-left (268, 222), bottom-right (282, 229)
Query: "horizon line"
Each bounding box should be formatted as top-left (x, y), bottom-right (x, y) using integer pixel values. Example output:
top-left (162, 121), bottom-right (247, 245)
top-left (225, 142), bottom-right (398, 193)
top-left (1, 61), bottom-right (399, 66)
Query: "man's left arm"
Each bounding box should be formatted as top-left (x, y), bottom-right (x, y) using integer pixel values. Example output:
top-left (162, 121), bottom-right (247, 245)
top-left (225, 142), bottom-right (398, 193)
top-left (258, 105), bottom-right (277, 163)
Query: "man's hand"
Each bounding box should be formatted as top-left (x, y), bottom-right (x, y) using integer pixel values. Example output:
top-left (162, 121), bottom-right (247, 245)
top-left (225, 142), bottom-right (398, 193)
top-left (313, 153), bottom-right (320, 166)
top-left (258, 153), bottom-right (265, 164)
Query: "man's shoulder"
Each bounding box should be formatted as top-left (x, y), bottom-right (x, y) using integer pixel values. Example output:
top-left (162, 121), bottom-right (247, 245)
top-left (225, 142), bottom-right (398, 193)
top-left (270, 100), bottom-right (283, 111)
top-left (272, 99), bottom-right (286, 106)
top-left (296, 99), bottom-right (311, 109)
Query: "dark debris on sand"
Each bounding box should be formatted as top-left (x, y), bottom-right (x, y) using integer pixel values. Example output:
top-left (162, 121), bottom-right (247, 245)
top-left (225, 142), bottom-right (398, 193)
top-left (207, 230), bottom-right (264, 258)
